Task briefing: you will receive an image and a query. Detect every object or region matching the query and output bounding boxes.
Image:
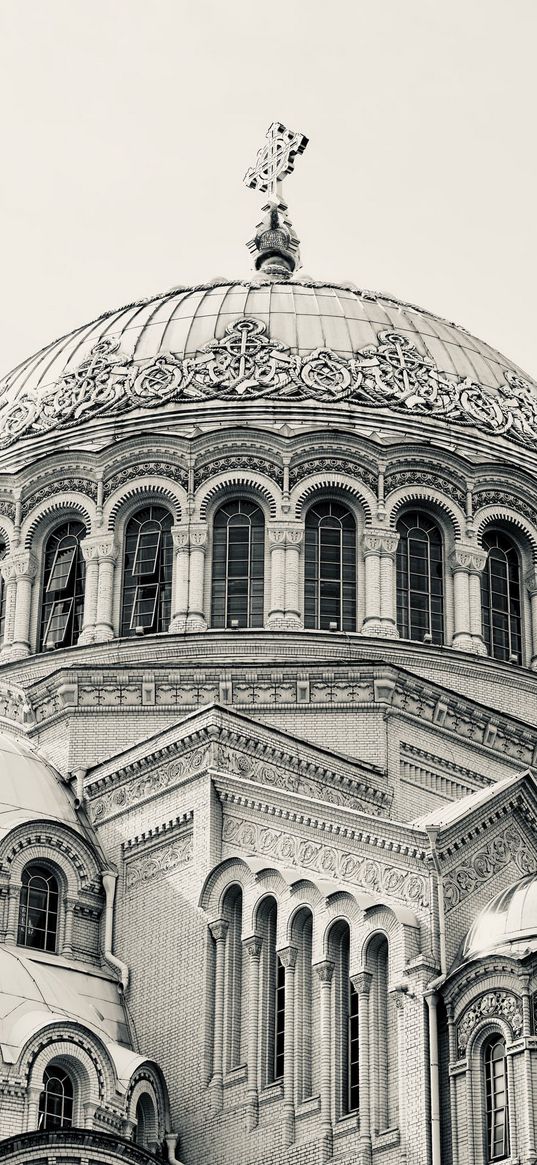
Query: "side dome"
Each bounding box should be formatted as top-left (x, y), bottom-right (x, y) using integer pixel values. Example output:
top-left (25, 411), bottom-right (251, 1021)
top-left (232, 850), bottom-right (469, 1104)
top-left (461, 873), bottom-right (537, 962)
top-left (0, 731), bottom-right (81, 838)
top-left (1, 278), bottom-right (537, 468)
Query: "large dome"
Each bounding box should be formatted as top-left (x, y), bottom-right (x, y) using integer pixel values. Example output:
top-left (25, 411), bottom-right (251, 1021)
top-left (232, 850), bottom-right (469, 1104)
top-left (1, 277), bottom-right (537, 462)
top-left (461, 873), bottom-right (537, 962)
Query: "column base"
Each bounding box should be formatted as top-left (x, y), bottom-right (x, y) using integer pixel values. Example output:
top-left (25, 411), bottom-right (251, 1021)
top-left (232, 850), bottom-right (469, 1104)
top-left (267, 614), bottom-right (303, 630)
top-left (361, 619), bottom-right (394, 638)
top-left (247, 1092), bottom-right (258, 1131)
top-left (282, 1105), bottom-right (295, 1147)
top-left (185, 615), bottom-right (208, 633)
top-left (208, 1077), bottom-right (223, 1113)
top-left (319, 1128), bottom-right (333, 1164)
top-left (471, 636), bottom-right (488, 656)
top-left (77, 627), bottom-right (96, 646)
top-left (93, 625), bottom-right (115, 643)
top-left (169, 615), bottom-right (188, 633)
top-left (1, 642), bottom-right (30, 661)
top-left (451, 633), bottom-right (474, 653)
top-left (359, 1135), bottom-right (372, 1165)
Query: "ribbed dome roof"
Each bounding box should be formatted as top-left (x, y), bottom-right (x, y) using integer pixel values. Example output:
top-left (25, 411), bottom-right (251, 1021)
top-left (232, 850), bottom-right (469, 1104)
top-left (1, 278), bottom-right (536, 456)
top-left (461, 873), bottom-right (537, 962)
top-left (0, 731), bottom-right (81, 839)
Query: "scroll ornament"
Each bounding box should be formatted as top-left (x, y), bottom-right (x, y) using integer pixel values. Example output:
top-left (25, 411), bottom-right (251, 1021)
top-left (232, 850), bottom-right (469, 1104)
top-left (457, 991), bottom-right (523, 1055)
top-left (2, 320), bottom-right (537, 451)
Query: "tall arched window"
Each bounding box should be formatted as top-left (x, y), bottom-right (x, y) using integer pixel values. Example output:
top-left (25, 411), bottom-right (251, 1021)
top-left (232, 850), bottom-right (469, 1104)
top-left (134, 1094), bottom-right (158, 1149)
top-left (121, 505), bottom-right (173, 636)
top-left (367, 934), bottom-right (397, 1133)
top-left (304, 501), bottom-right (356, 631)
top-left (329, 920), bottom-right (358, 1116)
top-left (18, 863), bottom-right (60, 952)
top-left (258, 897), bottom-right (283, 1085)
top-left (40, 521), bottom-right (86, 650)
top-left (396, 511), bottom-right (444, 643)
top-left (211, 500), bottom-right (265, 628)
top-left (223, 885), bottom-right (243, 1071)
top-left (0, 540), bottom-right (6, 646)
top-left (481, 530), bottom-right (522, 662)
top-left (293, 908), bottom-right (314, 1102)
top-left (38, 1064), bottom-right (74, 1129)
top-left (484, 1036), bottom-right (509, 1162)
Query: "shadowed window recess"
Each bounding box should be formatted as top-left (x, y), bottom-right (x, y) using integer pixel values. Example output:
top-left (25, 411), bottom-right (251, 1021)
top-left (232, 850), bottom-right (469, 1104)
top-left (481, 530), bottom-right (522, 663)
top-left (121, 506), bottom-right (173, 635)
top-left (484, 1037), bottom-right (509, 1162)
top-left (18, 863), bottom-right (60, 952)
top-left (39, 521), bottom-right (86, 650)
top-left (38, 1065), bottom-right (74, 1130)
top-left (211, 500), bottom-right (265, 629)
top-left (304, 501), bottom-right (356, 631)
top-left (396, 511), bottom-right (444, 644)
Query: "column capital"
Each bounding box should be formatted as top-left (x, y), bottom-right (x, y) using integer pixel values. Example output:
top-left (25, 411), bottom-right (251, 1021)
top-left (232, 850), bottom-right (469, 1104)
top-left (171, 525), bottom-right (191, 553)
top-left (209, 917), bottom-right (229, 943)
top-left (314, 958), bottom-right (335, 984)
top-left (526, 570), bottom-right (537, 596)
top-left (189, 523), bottom-right (209, 551)
top-left (2, 550), bottom-right (38, 581)
top-left (278, 944), bottom-right (298, 970)
top-left (242, 934), bottom-right (262, 959)
top-left (362, 528), bottom-right (399, 557)
top-left (267, 524), bottom-right (304, 549)
top-left (80, 534), bottom-right (118, 563)
top-left (351, 970), bottom-right (373, 996)
top-left (449, 543), bottom-right (487, 574)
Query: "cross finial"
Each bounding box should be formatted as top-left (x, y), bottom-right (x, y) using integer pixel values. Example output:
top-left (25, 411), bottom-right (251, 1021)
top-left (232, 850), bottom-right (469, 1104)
top-left (244, 122), bottom-right (308, 200)
top-left (244, 122), bottom-right (308, 279)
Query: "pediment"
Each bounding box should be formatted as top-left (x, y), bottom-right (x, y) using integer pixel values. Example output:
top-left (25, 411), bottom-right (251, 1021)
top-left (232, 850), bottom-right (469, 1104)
top-left (84, 701), bottom-right (391, 823)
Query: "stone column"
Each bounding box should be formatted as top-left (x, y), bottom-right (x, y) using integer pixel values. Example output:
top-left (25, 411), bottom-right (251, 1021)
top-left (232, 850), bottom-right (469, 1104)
top-left (284, 528), bottom-right (304, 628)
top-left (4, 881), bottom-right (21, 945)
top-left (379, 531), bottom-right (399, 636)
top-left (449, 546), bottom-right (474, 653)
top-left (186, 524), bottom-right (208, 632)
top-left (361, 531), bottom-right (383, 635)
top-left (79, 536), bottom-right (101, 644)
top-left (94, 536), bottom-right (118, 642)
top-left (0, 556), bottom-right (18, 655)
top-left (10, 552), bottom-right (38, 659)
top-left (315, 959), bottom-right (334, 1162)
top-left (526, 571), bottom-right (537, 669)
top-left (169, 527), bottom-right (190, 633)
top-left (279, 945), bottom-right (298, 1146)
top-left (62, 895), bottom-right (77, 957)
top-left (209, 918), bottom-right (229, 1109)
top-left (352, 970), bottom-right (372, 1165)
top-left (467, 546), bottom-right (488, 655)
top-left (25, 1084), bottom-right (43, 1131)
top-left (394, 991), bottom-right (407, 1165)
top-left (243, 935), bottom-right (262, 1130)
top-left (267, 528), bottom-right (286, 627)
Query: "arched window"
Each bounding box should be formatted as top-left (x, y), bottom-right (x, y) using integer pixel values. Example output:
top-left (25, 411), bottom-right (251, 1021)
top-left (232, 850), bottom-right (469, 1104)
top-left (134, 1094), bottom-right (157, 1149)
top-left (305, 501), bottom-right (356, 631)
top-left (484, 1036), bottom-right (509, 1162)
top-left (38, 1064), bottom-right (74, 1129)
top-left (258, 897), bottom-right (284, 1085)
top-left (396, 511), bottom-right (444, 644)
top-left (18, 863), bottom-right (60, 952)
top-left (329, 920), bottom-right (358, 1116)
top-left (40, 521), bottom-right (86, 650)
top-left (293, 908), bottom-right (314, 1102)
top-left (481, 530), bottom-right (522, 662)
top-left (211, 500), bottom-right (265, 628)
top-left (121, 505), bottom-right (173, 636)
top-left (0, 540), bottom-right (7, 646)
top-left (367, 935), bottom-right (396, 1133)
top-left (223, 886), bottom-right (243, 1071)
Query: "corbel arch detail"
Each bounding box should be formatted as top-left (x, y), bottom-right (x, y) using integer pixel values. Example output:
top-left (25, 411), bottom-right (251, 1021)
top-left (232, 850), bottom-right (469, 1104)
top-left (105, 482), bottom-right (183, 530)
top-left (293, 476), bottom-right (374, 522)
top-left (23, 498), bottom-right (94, 549)
top-left (197, 476), bottom-right (279, 521)
top-left (386, 487), bottom-right (464, 539)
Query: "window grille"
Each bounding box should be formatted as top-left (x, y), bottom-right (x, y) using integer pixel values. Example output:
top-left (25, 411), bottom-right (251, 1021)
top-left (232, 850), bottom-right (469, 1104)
top-left (18, 863), bottom-right (59, 952)
top-left (211, 500), bottom-right (265, 628)
top-left (38, 1065), bottom-right (74, 1130)
top-left (481, 531), bottom-right (522, 662)
top-left (121, 506), bottom-right (173, 636)
top-left (396, 511), bottom-right (444, 643)
top-left (39, 522), bottom-right (85, 650)
top-left (304, 501), bottom-right (356, 631)
top-left (485, 1037), bottom-right (509, 1161)
top-left (348, 979), bottom-right (359, 1112)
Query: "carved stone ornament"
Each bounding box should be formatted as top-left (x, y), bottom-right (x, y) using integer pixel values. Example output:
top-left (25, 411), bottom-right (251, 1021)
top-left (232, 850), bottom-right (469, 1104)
top-left (473, 488), bottom-right (537, 528)
top-left (384, 469), bottom-right (466, 509)
top-left (194, 455), bottom-right (284, 491)
top-left (457, 991), bottom-right (523, 1055)
top-left (449, 545), bottom-right (488, 574)
top-left (289, 457), bottom-right (377, 492)
top-left (315, 959), bottom-right (335, 983)
top-left (3, 323), bottom-right (537, 451)
top-left (443, 825), bottom-right (532, 912)
top-left (21, 477), bottom-right (98, 520)
top-left (103, 460), bottom-right (188, 500)
top-left (125, 833), bottom-right (193, 890)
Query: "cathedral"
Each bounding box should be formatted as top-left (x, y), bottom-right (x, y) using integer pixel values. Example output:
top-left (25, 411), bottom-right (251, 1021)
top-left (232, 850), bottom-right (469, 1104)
top-left (0, 123), bottom-right (536, 1165)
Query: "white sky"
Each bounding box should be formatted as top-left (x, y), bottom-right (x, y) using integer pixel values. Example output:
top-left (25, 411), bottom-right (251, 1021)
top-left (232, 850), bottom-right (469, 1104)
top-left (1, 0), bottom-right (536, 379)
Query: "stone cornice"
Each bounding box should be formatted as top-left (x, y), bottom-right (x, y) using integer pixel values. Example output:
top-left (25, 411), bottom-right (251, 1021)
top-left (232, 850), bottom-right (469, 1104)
top-left (122, 809), bottom-right (194, 853)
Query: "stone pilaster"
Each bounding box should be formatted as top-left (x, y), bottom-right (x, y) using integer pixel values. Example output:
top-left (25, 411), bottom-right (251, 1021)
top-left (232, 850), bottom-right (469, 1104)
top-left (169, 526), bottom-right (190, 633)
top-left (361, 529), bottom-right (399, 637)
top-left (186, 524), bottom-right (208, 632)
top-left (278, 945), bottom-right (298, 1146)
top-left (6, 551), bottom-right (38, 660)
top-left (91, 535), bottom-right (119, 643)
top-left (351, 970), bottom-right (373, 1164)
top-left (209, 917), bottom-right (229, 1109)
top-left (450, 544), bottom-right (487, 655)
top-left (243, 935), bottom-right (262, 1129)
top-left (267, 525), bottom-right (304, 629)
top-left (0, 555), bottom-right (18, 654)
top-left (526, 570), bottom-right (537, 670)
top-left (315, 959), bottom-right (334, 1162)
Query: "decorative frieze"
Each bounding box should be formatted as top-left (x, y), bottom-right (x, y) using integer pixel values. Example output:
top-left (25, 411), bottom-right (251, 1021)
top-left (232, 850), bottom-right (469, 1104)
top-left (474, 488), bottom-right (537, 527)
top-left (90, 746), bottom-right (210, 822)
top-left (20, 477), bottom-right (98, 520)
top-left (214, 742), bottom-right (377, 813)
top-left (443, 825), bottom-right (532, 911)
top-left (103, 460), bottom-right (188, 499)
top-left (400, 743), bottom-right (490, 801)
top-left (385, 469), bottom-right (466, 509)
top-left (124, 832), bottom-right (193, 890)
top-left (3, 323), bottom-right (537, 453)
top-left (457, 991), bottom-right (523, 1055)
top-left (289, 457), bottom-right (377, 492)
top-left (222, 814), bottom-right (430, 908)
top-left (194, 455), bottom-right (284, 490)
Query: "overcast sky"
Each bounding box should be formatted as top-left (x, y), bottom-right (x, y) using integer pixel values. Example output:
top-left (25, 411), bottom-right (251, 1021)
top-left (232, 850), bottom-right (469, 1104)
top-left (1, 0), bottom-right (536, 380)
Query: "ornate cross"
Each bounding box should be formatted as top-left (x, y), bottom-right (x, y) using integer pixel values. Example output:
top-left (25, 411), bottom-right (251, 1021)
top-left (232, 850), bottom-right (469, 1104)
top-left (244, 121), bottom-right (308, 199)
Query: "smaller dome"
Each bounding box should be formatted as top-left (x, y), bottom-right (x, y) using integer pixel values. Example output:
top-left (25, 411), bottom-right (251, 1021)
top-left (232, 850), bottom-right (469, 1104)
top-left (462, 873), bottom-right (537, 962)
top-left (0, 731), bottom-right (81, 839)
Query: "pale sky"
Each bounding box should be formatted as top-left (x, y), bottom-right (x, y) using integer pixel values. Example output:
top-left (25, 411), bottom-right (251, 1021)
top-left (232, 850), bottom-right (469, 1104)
top-left (1, 0), bottom-right (536, 380)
